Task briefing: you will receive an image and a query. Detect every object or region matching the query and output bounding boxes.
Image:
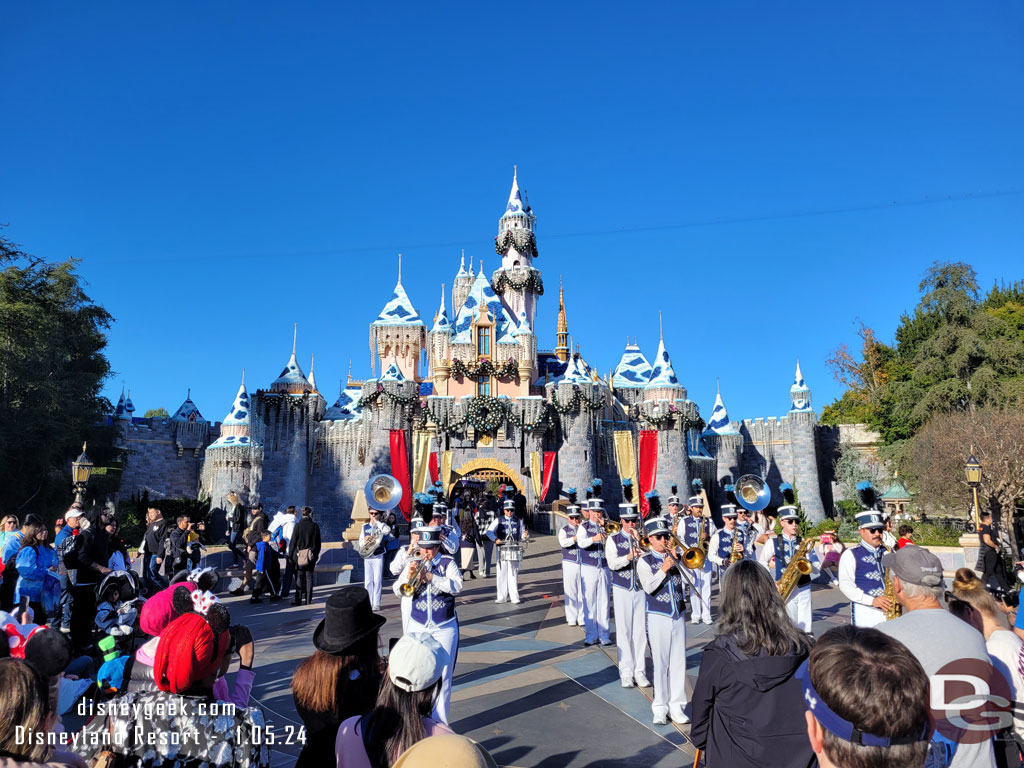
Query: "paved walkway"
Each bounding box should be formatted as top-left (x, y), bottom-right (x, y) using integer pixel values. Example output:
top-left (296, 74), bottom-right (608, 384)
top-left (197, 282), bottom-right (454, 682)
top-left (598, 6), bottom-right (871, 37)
top-left (229, 534), bottom-right (852, 767)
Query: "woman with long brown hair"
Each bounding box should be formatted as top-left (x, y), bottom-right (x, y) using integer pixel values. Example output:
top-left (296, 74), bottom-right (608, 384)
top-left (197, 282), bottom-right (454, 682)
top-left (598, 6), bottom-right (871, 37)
top-left (691, 558), bottom-right (815, 768)
top-left (292, 587), bottom-right (384, 768)
top-left (0, 658), bottom-right (87, 768)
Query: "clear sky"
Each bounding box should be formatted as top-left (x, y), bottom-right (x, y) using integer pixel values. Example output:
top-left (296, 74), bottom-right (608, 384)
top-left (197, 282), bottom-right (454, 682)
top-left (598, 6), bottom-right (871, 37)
top-left (2, 3), bottom-right (1022, 424)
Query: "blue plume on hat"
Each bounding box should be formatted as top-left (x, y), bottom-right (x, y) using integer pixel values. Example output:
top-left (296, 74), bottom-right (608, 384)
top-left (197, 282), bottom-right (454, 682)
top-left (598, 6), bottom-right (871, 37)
top-left (780, 482), bottom-right (795, 506)
top-left (591, 478), bottom-right (602, 491)
top-left (691, 478), bottom-right (704, 493)
top-left (857, 481), bottom-right (878, 510)
top-left (724, 483), bottom-right (738, 507)
top-left (646, 489), bottom-right (662, 516)
top-left (670, 484), bottom-right (678, 497)
top-left (565, 487), bottom-right (577, 505)
top-left (622, 478), bottom-right (634, 503)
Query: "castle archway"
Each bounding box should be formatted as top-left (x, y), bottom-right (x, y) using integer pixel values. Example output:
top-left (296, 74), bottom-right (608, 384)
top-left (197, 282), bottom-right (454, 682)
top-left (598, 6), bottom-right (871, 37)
top-left (448, 458), bottom-right (521, 502)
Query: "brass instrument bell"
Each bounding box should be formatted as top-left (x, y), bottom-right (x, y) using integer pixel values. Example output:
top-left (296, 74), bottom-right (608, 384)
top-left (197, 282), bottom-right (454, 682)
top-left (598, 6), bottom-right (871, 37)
top-left (364, 474), bottom-right (403, 511)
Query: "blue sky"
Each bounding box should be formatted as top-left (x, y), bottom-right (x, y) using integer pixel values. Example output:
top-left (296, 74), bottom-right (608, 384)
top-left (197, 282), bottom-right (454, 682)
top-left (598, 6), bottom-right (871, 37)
top-left (2, 3), bottom-right (1022, 424)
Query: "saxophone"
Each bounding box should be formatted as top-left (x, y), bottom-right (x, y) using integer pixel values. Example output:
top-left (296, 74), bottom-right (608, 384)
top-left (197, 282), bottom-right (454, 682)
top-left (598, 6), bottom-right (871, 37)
top-left (729, 528), bottom-right (746, 565)
top-left (777, 536), bottom-right (819, 601)
top-left (883, 545), bottom-right (903, 620)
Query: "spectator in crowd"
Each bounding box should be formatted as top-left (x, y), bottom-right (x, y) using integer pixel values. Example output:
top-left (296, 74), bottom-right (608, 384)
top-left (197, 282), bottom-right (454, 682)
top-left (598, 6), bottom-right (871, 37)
top-left (897, 524), bottom-right (915, 549)
top-left (143, 506), bottom-right (168, 594)
top-left (392, 735), bottom-right (498, 768)
top-left (458, 500), bottom-right (480, 580)
top-left (269, 505), bottom-right (298, 599)
top-left (250, 530), bottom-right (282, 603)
top-left (476, 493), bottom-right (498, 578)
top-left (979, 511), bottom-right (1010, 595)
top-left (69, 508), bottom-right (112, 651)
top-left (71, 605), bottom-right (270, 768)
top-left (105, 518), bottom-right (130, 571)
top-left (225, 491), bottom-right (247, 569)
top-left (880, 544), bottom-right (998, 768)
top-left (165, 515), bottom-right (192, 577)
top-left (54, 507), bottom-right (82, 635)
top-left (232, 505), bottom-right (268, 596)
top-left (1, 515), bottom-right (44, 611)
top-left (0, 657), bottom-right (88, 768)
top-left (336, 632), bottom-right (453, 768)
top-left (816, 529), bottom-right (844, 587)
top-left (801, 625), bottom-right (932, 768)
top-left (383, 509), bottom-right (401, 576)
top-left (690, 558), bottom-right (815, 768)
top-left (288, 506), bottom-right (321, 606)
top-left (0, 514), bottom-right (20, 552)
top-left (14, 521), bottom-right (58, 624)
top-left (293, 587), bottom-right (385, 768)
top-left (952, 568), bottom-right (1024, 759)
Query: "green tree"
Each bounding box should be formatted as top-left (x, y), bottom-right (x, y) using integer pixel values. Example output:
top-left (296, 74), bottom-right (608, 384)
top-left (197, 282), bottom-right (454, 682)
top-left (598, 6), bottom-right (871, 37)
top-left (144, 407), bottom-right (169, 419)
top-left (0, 232), bottom-right (116, 518)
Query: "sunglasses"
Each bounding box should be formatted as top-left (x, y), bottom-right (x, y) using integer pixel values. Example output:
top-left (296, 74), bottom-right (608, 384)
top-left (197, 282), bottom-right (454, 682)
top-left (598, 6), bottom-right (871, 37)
top-left (651, 533), bottom-right (669, 540)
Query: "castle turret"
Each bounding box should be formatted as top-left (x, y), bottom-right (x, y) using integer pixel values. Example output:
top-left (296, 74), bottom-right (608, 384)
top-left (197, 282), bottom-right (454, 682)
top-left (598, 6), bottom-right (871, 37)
top-left (271, 325), bottom-right (313, 395)
top-left (202, 372), bottom-right (262, 511)
top-left (452, 251), bottom-right (474, 315)
top-left (124, 390), bottom-right (135, 420)
top-left (546, 351), bottom-right (601, 496)
top-left (643, 330), bottom-right (687, 403)
top-left (611, 340), bottom-right (652, 409)
top-left (702, 384), bottom-right (742, 506)
top-left (785, 360), bottom-right (825, 522)
top-left (370, 258), bottom-right (426, 381)
top-left (429, 284), bottom-right (452, 395)
top-left (555, 284), bottom-right (569, 362)
top-left (641, 324), bottom-right (690, 500)
top-left (114, 386), bottom-right (130, 422)
top-left (492, 168), bottom-right (542, 328)
top-left (307, 355), bottom-right (319, 394)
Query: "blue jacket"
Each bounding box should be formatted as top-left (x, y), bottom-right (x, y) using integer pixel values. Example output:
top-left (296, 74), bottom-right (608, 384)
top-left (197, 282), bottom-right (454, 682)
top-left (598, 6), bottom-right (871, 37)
top-left (55, 526), bottom-right (74, 566)
top-left (1, 532), bottom-right (24, 565)
top-left (15, 544), bottom-right (58, 601)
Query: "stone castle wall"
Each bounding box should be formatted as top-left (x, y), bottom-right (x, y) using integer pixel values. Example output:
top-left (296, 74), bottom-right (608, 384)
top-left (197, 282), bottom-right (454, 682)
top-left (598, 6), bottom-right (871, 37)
top-left (117, 418), bottom-right (212, 501)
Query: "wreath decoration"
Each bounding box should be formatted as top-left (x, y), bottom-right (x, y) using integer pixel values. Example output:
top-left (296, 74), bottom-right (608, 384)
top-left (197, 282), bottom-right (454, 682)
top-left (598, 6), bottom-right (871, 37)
top-left (494, 229), bottom-right (539, 259)
top-left (550, 387), bottom-right (605, 414)
top-left (451, 357), bottom-right (519, 380)
top-left (491, 270), bottom-right (544, 296)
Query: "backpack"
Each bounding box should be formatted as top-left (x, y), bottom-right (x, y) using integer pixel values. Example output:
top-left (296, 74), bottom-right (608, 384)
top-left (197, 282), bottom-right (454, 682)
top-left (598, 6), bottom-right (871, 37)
top-left (270, 525), bottom-right (287, 555)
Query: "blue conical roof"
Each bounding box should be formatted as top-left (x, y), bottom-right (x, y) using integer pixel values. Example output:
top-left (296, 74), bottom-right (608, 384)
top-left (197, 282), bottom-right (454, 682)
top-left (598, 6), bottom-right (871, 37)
top-left (379, 357), bottom-right (406, 382)
top-left (431, 286), bottom-right (450, 333)
top-left (171, 392), bottom-right (205, 422)
top-left (222, 374), bottom-right (250, 426)
top-left (644, 338), bottom-right (682, 390)
top-left (703, 388), bottom-right (739, 435)
top-left (374, 278), bottom-right (423, 326)
top-left (324, 385), bottom-right (365, 421)
top-left (450, 266), bottom-right (515, 344)
top-left (612, 343), bottom-right (652, 389)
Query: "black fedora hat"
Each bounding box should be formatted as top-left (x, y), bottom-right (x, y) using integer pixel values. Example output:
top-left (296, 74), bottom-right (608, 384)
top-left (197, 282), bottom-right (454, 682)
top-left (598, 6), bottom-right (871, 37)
top-left (313, 586), bottom-right (386, 655)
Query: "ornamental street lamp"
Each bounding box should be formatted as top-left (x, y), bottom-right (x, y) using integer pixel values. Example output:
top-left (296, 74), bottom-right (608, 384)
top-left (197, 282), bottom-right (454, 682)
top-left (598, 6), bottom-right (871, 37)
top-left (71, 442), bottom-right (94, 504)
top-left (965, 452), bottom-right (982, 531)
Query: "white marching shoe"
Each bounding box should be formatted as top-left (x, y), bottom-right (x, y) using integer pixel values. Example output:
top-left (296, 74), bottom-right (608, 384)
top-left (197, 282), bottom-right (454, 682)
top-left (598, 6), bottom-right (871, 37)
top-left (634, 673), bottom-right (651, 687)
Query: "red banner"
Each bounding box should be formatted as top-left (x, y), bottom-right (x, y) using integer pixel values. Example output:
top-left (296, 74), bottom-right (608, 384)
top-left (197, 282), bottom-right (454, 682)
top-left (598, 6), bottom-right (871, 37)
top-left (539, 451), bottom-right (556, 503)
top-left (389, 430), bottom-right (413, 520)
top-left (428, 452), bottom-right (439, 485)
top-left (638, 430), bottom-right (658, 517)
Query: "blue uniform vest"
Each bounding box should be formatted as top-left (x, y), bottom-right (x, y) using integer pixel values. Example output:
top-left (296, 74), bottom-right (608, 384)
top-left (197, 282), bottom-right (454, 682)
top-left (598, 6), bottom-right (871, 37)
top-left (717, 528), bottom-right (746, 562)
top-left (496, 517), bottom-right (523, 542)
top-left (642, 552), bottom-right (686, 618)
top-left (773, 535), bottom-right (812, 589)
top-left (681, 516), bottom-right (705, 547)
top-left (409, 554), bottom-right (457, 626)
top-left (579, 521), bottom-right (606, 568)
top-left (852, 542), bottom-right (885, 598)
top-left (609, 532), bottom-right (639, 591)
top-left (560, 525), bottom-right (581, 564)
top-left (361, 523), bottom-right (387, 557)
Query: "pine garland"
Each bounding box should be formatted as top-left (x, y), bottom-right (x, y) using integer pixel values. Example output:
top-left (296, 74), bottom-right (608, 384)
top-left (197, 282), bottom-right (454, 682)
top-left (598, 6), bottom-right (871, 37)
top-left (550, 387), bottom-right (605, 413)
top-left (494, 229), bottom-right (539, 259)
top-left (491, 270), bottom-right (544, 296)
top-left (451, 357), bottom-right (519, 380)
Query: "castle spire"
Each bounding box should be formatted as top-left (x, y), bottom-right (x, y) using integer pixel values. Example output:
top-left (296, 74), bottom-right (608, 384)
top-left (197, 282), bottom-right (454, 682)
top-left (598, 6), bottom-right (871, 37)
top-left (431, 283), bottom-right (451, 333)
top-left (397, 253), bottom-right (402, 284)
top-left (271, 324), bottom-right (311, 393)
top-left (555, 282), bottom-right (569, 362)
top-left (308, 354), bottom-right (318, 392)
top-left (704, 384), bottom-right (739, 435)
top-left (789, 358), bottom-right (812, 412)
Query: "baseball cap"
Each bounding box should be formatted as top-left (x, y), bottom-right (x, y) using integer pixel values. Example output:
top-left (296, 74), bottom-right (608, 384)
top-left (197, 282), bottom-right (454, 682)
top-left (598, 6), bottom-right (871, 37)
top-left (393, 734), bottom-right (498, 768)
top-left (65, 507), bottom-right (84, 520)
top-left (388, 632), bottom-right (449, 693)
top-left (881, 546), bottom-right (944, 588)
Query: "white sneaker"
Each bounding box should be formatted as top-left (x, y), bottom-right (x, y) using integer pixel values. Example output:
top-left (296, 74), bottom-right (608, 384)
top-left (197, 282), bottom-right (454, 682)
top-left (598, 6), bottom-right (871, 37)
top-left (670, 711), bottom-right (690, 725)
top-left (621, 679), bottom-right (635, 688)
top-left (576, 621), bottom-right (586, 627)
top-left (702, 617), bottom-right (713, 625)
top-left (495, 598), bottom-right (507, 603)
top-left (690, 617), bottom-right (700, 625)
top-left (511, 599), bottom-right (521, 604)
top-left (653, 713), bottom-right (668, 725)
top-left (634, 674), bottom-right (651, 687)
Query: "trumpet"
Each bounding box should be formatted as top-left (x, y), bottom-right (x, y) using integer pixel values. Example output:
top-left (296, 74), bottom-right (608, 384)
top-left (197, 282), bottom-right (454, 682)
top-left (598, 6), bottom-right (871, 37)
top-left (629, 527), bottom-right (650, 553)
top-left (399, 557), bottom-right (427, 598)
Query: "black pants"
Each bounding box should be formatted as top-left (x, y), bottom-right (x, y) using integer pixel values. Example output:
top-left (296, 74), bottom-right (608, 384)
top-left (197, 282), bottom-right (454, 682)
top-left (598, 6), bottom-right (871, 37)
top-left (281, 557), bottom-right (295, 598)
top-left (296, 566), bottom-right (315, 604)
top-left (228, 530), bottom-right (245, 566)
top-left (252, 571), bottom-right (280, 598)
top-left (70, 583), bottom-right (98, 650)
top-left (982, 548), bottom-right (1010, 594)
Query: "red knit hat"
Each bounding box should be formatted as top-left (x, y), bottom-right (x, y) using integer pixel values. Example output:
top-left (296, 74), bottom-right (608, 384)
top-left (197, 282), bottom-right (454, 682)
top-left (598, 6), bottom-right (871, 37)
top-left (140, 582), bottom-right (197, 636)
top-left (153, 613), bottom-right (230, 694)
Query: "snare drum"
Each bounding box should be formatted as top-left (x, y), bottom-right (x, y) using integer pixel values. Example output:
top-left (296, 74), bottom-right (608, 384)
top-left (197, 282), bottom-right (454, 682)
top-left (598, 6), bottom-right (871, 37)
top-left (500, 544), bottom-right (524, 563)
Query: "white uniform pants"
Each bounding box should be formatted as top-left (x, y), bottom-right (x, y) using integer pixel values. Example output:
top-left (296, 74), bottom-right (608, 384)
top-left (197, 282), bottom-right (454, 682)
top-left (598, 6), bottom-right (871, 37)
top-left (581, 564), bottom-right (610, 644)
top-left (688, 561), bottom-right (713, 622)
top-left (562, 561), bottom-right (583, 626)
top-left (496, 558), bottom-right (520, 602)
top-left (647, 612), bottom-right (688, 719)
top-left (852, 602), bottom-right (885, 628)
top-left (786, 585), bottom-right (812, 632)
top-left (409, 619), bottom-right (459, 725)
top-left (612, 587), bottom-right (648, 683)
top-left (364, 555), bottom-right (384, 610)
top-left (400, 596), bottom-right (411, 634)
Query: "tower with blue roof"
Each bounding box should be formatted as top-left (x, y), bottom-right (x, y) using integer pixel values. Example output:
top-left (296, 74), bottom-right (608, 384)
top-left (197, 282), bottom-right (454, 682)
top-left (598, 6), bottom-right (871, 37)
top-left (783, 360), bottom-right (825, 520)
top-left (701, 384), bottom-right (743, 506)
top-left (201, 372), bottom-right (262, 510)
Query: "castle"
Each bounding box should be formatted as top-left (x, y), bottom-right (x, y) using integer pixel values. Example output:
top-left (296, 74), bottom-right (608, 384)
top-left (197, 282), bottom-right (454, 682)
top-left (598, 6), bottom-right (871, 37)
top-left (111, 171), bottom-right (842, 539)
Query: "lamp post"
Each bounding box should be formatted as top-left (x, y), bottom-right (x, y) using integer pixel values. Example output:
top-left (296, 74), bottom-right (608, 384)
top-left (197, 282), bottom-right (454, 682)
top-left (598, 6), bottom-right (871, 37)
top-left (71, 442), bottom-right (94, 505)
top-left (965, 452), bottom-right (982, 532)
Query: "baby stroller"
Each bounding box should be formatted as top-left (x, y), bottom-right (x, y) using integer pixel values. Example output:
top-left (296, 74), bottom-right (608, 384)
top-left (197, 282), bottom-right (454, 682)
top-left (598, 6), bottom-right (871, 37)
top-left (94, 569), bottom-right (145, 668)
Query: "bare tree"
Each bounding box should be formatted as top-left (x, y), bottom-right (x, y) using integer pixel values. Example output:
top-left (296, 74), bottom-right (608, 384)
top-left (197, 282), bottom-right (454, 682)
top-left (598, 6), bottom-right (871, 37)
top-left (905, 407), bottom-right (1024, 537)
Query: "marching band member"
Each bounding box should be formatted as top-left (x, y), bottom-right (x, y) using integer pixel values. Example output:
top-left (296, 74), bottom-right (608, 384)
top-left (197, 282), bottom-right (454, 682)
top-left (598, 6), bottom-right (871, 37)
top-left (605, 482), bottom-right (650, 688)
top-left (358, 508), bottom-right (392, 611)
top-left (430, 502), bottom-right (461, 557)
top-left (557, 489), bottom-right (584, 627)
top-left (576, 484), bottom-right (611, 647)
top-left (758, 501), bottom-right (819, 632)
top-left (636, 508), bottom-right (690, 725)
top-left (708, 505), bottom-right (751, 574)
top-left (393, 525), bottom-right (463, 725)
top-left (838, 503), bottom-right (891, 628)
top-left (487, 499), bottom-right (529, 604)
top-left (390, 523), bottom-right (424, 633)
top-left (677, 494), bottom-right (714, 625)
